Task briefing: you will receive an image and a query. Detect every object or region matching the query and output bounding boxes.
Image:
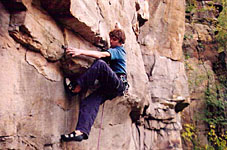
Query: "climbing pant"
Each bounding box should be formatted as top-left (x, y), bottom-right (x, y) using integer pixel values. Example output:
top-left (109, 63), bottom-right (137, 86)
top-left (75, 59), bottom-right (125, 137)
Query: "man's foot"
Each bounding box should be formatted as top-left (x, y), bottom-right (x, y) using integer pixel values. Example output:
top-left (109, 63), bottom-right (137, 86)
top-left (63, 77), bottom-right (80, 96)
top-left (61, 130), bottom-right (86, 142)
top-left (73, 85), bottom-right (81, 93)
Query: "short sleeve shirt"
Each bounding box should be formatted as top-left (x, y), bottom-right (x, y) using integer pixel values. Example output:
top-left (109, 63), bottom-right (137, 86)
top-left (107, 46), bottom-right (126, 74)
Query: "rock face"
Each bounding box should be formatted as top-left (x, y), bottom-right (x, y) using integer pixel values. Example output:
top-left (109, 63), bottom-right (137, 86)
top-left (181, 1), bottom-right (225, 149)
top-left (0, 0), bottom-right (188, 150)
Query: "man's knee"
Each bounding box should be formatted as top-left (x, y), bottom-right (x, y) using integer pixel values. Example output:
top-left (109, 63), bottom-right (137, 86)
top-left (95, 59), bottom-right (106, 64)
top-left (93, 59), bottom-right (107, 67)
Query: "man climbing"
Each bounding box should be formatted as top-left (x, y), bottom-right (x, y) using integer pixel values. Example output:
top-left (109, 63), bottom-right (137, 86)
top-left (61, 28), bottom-right (128, 142)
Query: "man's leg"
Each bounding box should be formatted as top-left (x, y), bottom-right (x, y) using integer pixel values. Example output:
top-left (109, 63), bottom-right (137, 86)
top-left (61, 59), bottom-right (125, 141)
top-left (76, 89), bottom-right (107, 138)
top-left (76, 59), bottom-right (121, 91)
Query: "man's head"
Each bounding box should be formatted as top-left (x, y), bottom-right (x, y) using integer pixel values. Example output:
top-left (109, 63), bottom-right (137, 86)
top-left (109, 29), bottom-right (126, 47)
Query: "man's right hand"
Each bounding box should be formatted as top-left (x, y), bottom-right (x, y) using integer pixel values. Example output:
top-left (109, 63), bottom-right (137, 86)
top-left (66, 47), bottom-right (83, 57)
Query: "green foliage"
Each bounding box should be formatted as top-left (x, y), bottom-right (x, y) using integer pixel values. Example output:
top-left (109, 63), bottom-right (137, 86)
top-left (215, 0), bottom-right (227, 53)
top-left (186, 0), bottom-right (218, 14)
top-left (182, 124), bottom-right (197, 142)
top-left (203, 83), bottom-right (227, 150)
top-left (186, 4), bottom-right (197, 13)
top-left (195, 74), bottom-right (207, 86)
top-left (183, 1), bottom-right (227, 149)
top-left (197, 42), bottom-right (205, 52)
top-left (204, 87), bottom-right (226, 126)
top-left (218, 74), bottom-right (227, 88)
top-left (186, 0), bottom-right (197, 13)
top-left (185, 54), bottom-right (191, 60)
top-left (184, 60), bottom-right (194, 71)
top-left (207, 125), bottom-right (227, 150)
top-left (186, 0), bottom-right (227, 53)
top-left (184, 34), bottom-right (193, 40)
top-left (181, 123), bottom-right (204, 150)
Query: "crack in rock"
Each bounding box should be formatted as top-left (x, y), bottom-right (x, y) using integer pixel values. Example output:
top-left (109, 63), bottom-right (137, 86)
top-left (25, 50), bottom-right (62, 82)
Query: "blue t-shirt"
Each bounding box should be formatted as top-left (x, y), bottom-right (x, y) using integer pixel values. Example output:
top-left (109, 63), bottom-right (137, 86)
top-left (107, 46), bottom-right (126, 74)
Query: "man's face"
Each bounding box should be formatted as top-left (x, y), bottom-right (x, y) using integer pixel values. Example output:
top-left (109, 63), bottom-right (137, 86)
top-left (110, 37), bottom-right (120, 48)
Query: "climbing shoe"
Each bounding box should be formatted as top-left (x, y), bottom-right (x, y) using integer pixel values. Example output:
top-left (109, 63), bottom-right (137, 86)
top-left (61, 131), bottom-right (87, 142)
top-left (63, 77), bottom-right (78, 96)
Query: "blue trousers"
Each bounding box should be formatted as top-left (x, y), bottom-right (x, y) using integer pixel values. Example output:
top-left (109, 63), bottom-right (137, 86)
top-left (75, 59), bottom-right (125, 138)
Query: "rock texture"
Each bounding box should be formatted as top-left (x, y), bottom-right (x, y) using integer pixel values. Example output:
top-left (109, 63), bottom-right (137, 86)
top-left (181, 0), bottom-right (226, 149)
top-left (0, 0), bottom-right (189, 150)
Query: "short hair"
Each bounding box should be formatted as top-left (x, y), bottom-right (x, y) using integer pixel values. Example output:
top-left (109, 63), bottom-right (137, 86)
top-left (109, 29), bottom-right (126, 44)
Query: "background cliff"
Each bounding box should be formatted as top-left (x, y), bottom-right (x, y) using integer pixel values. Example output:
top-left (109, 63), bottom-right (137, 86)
top-left (181, 0), bottom-right (227, 149)
top-left (0, 0), bottom-right (189, 150)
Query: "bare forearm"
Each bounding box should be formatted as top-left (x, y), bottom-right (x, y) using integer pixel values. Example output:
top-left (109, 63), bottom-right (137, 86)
top-left (80, 49), bottom-right (107, 58)
top-left (66, 47), bottom-right (110, 58)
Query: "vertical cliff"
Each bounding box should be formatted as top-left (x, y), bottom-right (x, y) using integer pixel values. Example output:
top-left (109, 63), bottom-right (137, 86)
top-left (0, 0), bottom-right (189, 149)
top-left (181, 0), bottom-right (227, 149)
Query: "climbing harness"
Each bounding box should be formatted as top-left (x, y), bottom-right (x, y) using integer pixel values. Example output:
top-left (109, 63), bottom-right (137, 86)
top-left (120, 75), bottom-right (129, 90)
top-left (118, 74), bottom-right (129, 95)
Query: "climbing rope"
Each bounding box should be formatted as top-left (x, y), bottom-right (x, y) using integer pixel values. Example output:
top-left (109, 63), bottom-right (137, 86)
top-left (97, 103), bottom-right (105, 150)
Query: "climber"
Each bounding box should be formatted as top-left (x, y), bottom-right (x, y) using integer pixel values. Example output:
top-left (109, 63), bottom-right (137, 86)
top-left (61, 28), bottom-right (128, 142)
